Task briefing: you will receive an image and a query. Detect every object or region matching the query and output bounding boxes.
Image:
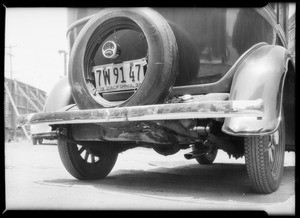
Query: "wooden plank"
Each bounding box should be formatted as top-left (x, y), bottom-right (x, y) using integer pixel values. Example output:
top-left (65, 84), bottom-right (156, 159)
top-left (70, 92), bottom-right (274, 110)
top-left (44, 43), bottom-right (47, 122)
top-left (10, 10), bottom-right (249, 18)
top-left (35, 89), bottom-right (41, 105)
top-left (17, 86), bottom-right (41, 112)
top-left (25, 85), bottom-right (29, 114)
top-left (4, 82), bottom-right (31, 139)
top-left (39, 92), bottom-right (46, 102)
top-left (21, 125), bottom-right (31, 139)
top-left (5, 91), bottom-right (10, 116)
top-left (14, 80), bottom-right (18, 96)
top-left (5, 90), bottom-right (12, 128)
top-left (13, 80), bottom-right (18, 132)
top-left (29, 90), bottom-right (44, 108)
top-left (5, 82), bottom-right (20, 116)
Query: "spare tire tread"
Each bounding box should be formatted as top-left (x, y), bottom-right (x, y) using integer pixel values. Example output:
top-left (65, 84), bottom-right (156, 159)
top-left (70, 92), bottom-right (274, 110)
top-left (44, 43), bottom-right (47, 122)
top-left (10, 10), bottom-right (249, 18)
top-left (69, 8), bottom-right (178, 109)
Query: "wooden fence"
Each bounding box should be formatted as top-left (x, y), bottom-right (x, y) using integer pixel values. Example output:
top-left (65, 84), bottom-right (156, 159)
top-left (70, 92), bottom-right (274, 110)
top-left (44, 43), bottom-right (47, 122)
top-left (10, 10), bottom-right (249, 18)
top-left (4, 77), bottom-right (47, 141)
top-left (288, 12), bottom-right (295, 62)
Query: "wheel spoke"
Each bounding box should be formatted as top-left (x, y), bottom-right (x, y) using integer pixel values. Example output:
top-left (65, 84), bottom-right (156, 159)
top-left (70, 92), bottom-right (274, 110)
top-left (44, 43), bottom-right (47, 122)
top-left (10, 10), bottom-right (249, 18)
top-left (78, 146), bottom-right (85, 154)
top-left (268, 142), bottom-right (273, 163)
top-left (269, 130), bottom-right (282, 175)
top-left (269, 130), bottom-right (282, 173)
top-left (84, 150), bottom-right (89, 162)
top-left (269, 149), bottom-right (273, 163)
top-left (272, 130), bottom-right (280, 145)
top-left (77, 146), bottom-right (100, 164)
top-left (91, 154), bottom-right (95, 163)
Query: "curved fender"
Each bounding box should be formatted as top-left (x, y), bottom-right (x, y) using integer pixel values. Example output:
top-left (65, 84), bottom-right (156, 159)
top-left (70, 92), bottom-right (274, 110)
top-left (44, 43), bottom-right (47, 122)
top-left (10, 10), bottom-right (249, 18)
top-left (43, 77), bottom-right (74, 112)
top-left (222, 44), bottom-right (292, 136)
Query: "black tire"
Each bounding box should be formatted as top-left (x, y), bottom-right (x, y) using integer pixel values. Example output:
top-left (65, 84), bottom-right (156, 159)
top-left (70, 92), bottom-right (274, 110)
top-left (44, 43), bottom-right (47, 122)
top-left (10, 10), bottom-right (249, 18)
top-left (69, 7), bottom-right (178, 109)
top-left (244, 115), bottom-right (285, 194)
top-left (32, 138), bottom-right (37, 145)
top-left (194, 147), bottom-right (218, 165)
top-left (58, 139), bottom-right (118, 180)
top-left (38, 138), bottom-right (43, 145)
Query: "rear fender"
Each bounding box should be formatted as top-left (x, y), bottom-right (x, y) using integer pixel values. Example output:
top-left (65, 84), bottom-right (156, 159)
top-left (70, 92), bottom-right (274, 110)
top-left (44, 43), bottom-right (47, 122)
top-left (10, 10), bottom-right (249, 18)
top-left (31, 77), bottom-right (75, 136)
top-left (44, 77), bottom-right (74, 112)
top-left (222, 44), bottom-right (293, 136)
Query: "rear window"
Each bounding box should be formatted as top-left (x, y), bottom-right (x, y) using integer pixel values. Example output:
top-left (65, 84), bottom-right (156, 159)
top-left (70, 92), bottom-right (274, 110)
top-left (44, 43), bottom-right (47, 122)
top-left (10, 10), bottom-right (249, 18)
top-left (155, 8), bottom-right (275, 85)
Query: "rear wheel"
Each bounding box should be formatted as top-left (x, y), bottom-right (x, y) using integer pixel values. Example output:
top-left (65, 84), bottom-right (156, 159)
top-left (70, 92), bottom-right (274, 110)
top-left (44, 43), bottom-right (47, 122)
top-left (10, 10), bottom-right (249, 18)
top-left (194, 146), bottom-right (218, 165)
top-left (58, 137), bottom-right (118, 180)
top-left (244, 115), bottom-right (285, 194)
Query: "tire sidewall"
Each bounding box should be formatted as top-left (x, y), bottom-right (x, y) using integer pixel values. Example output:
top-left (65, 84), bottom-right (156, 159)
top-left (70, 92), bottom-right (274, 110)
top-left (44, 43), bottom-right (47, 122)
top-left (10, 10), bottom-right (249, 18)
top-left (69, 8), bottom-right (178, 109)
top-left (244, 114), bottom-right (286, 193)
top-left (58, 139), bottom-right (118, 180)
top-left (69, 143), bottom-right (117, 177)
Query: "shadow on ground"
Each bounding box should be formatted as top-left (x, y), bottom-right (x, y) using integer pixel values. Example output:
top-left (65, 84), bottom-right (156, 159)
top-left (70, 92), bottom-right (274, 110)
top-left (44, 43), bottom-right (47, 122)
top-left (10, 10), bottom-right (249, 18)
top-left (42, 162), bottom-right (295, 204)
top-left (39, 143), bottom-right (57, 146)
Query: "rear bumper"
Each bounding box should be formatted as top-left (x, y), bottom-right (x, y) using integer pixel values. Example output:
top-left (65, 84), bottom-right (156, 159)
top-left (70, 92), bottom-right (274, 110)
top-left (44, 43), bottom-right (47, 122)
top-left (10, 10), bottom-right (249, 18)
top-left (31, 132), bottom-right (57, 140)
top-left (18, 99), bottom-right (263, 126)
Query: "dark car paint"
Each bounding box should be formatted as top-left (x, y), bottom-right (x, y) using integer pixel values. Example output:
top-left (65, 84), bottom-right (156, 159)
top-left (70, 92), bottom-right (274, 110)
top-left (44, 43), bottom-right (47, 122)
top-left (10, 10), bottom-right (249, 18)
top-left (67, 7), bottom-right (277, 86)
top-left (45, 6), bottom-right (294, 149)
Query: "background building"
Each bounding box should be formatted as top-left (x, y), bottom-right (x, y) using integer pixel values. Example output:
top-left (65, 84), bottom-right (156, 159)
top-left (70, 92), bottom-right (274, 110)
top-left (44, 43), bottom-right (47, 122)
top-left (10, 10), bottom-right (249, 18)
top-left (5, 77), bottom-right (47, 141)
top-left (288, 12), bottom-right (295, 62)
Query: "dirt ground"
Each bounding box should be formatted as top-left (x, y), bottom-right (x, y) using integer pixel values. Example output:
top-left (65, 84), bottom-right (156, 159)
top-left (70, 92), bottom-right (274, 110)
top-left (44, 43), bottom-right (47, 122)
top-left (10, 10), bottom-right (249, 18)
top-left (4, 139), bottom-right (296, 214)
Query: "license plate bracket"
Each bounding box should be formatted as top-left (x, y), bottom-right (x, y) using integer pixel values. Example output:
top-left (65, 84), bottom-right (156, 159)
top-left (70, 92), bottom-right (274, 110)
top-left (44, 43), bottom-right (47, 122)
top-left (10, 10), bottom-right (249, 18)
top-left (93, 58), bottom-right (147, 93)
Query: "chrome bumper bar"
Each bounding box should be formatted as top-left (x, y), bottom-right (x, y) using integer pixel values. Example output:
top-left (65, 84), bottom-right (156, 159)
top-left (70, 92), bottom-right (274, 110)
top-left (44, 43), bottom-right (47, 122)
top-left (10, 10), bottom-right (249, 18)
top-left (18, 99), bottom-right (263, 126)
top-left (31, 131), bottom-right (58, 139)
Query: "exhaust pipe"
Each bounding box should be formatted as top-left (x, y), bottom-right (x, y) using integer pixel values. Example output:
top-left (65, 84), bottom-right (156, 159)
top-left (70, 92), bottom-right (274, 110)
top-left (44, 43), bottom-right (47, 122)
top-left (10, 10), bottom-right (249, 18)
top-left (184, 146), bottom-right (210, 160)
top-left (184, 152), bottom-right (204, 160)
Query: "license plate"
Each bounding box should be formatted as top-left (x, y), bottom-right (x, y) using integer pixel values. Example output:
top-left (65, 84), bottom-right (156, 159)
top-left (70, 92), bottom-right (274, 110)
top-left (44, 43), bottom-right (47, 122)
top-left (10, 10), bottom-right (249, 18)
top-left (93, 58), bottom-right (147, 93)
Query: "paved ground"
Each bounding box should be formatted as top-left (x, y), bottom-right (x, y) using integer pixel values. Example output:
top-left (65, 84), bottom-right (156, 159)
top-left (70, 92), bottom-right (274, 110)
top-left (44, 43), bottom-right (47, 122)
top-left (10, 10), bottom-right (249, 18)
top-left (4, 139), bottom-right (295, 214)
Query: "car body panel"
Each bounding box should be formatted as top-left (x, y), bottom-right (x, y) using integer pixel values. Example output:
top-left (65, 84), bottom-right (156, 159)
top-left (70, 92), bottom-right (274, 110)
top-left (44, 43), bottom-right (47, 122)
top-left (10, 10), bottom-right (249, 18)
top-left (66, 7), bottom-right (280, 87)
top-left (43, 77), bottom-right (74, 113)
top-left (222, 44), bottom-right (292, 136)
top-left (21, 5), bottom-right (294, 150)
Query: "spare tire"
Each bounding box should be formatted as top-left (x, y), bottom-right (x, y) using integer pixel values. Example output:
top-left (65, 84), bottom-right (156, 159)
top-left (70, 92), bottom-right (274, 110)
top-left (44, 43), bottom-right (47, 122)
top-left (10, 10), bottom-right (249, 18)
top-left (69, 8), bottom-right (178, 109)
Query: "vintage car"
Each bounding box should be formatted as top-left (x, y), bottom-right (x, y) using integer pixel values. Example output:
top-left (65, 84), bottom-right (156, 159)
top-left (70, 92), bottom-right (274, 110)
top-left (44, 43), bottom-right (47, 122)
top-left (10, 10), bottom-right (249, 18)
top-left (18, 4), bottom-right (295, 194)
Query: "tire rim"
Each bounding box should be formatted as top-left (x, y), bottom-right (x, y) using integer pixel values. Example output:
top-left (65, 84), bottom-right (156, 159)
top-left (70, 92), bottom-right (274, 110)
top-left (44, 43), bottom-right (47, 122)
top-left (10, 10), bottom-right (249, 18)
top-left (267, 130), bottom-right (283, 178)
top-left (84, 18), bottom-right (148, 106)
top-left (77, 144), bottom-right (101, 164)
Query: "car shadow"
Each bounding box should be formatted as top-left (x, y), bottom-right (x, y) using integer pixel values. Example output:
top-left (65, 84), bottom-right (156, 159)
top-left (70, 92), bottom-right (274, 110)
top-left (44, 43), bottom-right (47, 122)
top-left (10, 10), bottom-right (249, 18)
top-left (42, 163), bottom-right (295, 204)
top-left (38, 143), bottom-right (57, 146)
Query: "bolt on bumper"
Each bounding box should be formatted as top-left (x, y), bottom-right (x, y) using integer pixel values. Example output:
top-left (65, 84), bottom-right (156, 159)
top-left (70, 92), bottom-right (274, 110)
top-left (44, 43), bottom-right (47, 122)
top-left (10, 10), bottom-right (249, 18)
top-left (17, 99), bottom-right (263, 126)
